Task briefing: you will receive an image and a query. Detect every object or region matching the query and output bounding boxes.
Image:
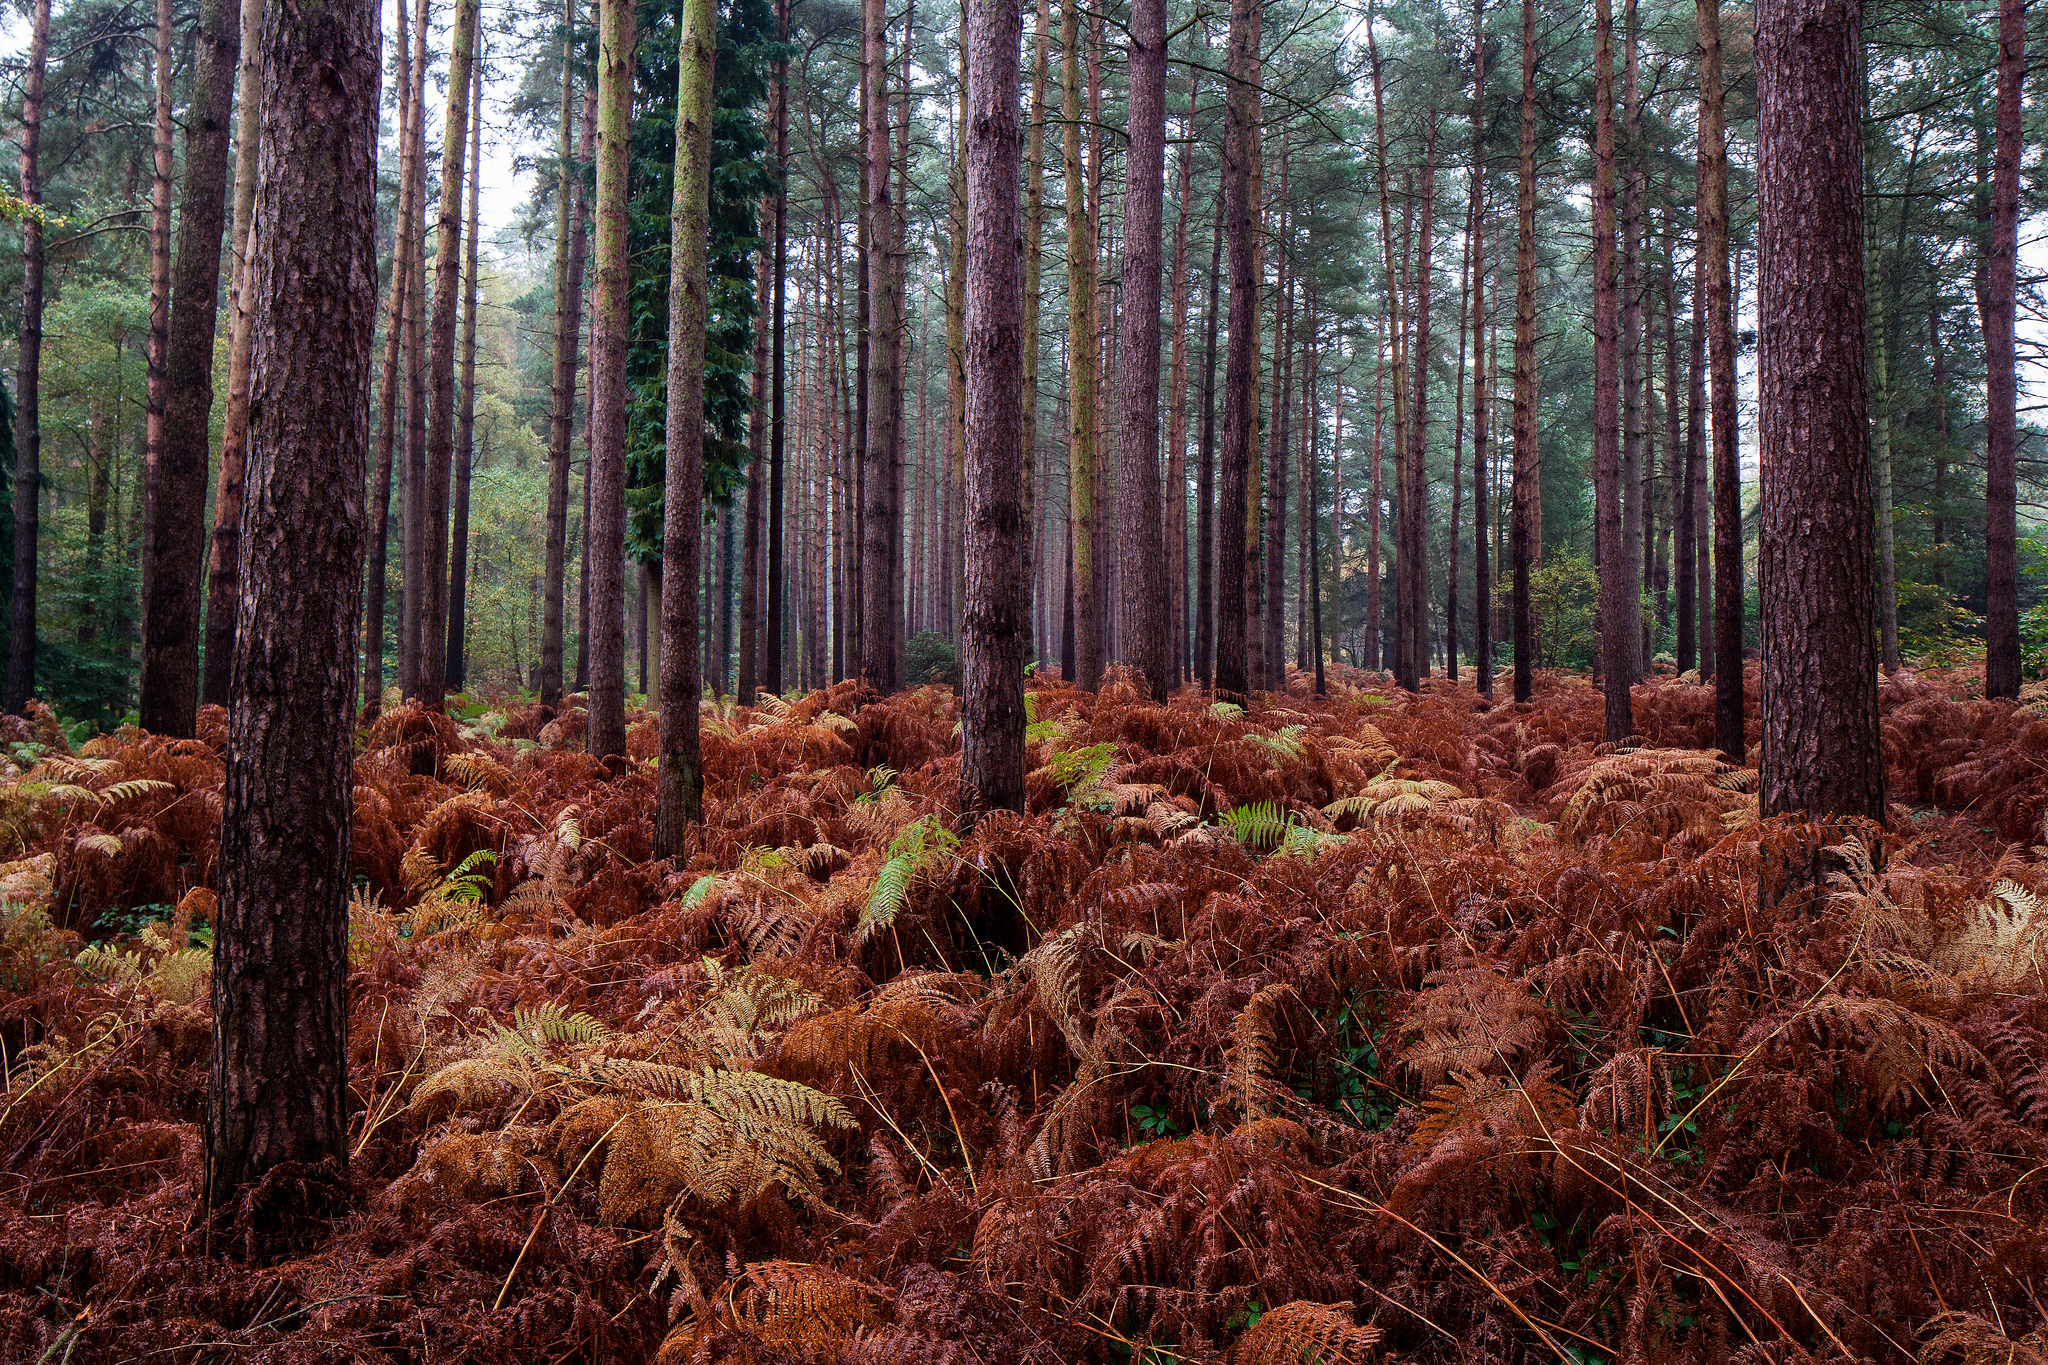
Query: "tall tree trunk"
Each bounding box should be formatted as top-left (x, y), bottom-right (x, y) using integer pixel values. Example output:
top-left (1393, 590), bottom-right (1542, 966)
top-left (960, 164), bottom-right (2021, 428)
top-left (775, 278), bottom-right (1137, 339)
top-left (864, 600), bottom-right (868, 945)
top-left (766, 0), bottom-right (789, 696)
top-left (1367, 10), bottom-right (1409, 682)
top-left (1755, 0), bottom-right (1882, 820)
top-left (542, 8), bottom-right (590, 713)
top-left (1214, 0), bottom-right (1257, 699)
top-left (585, 0), bottom-right (635, 757)
top-left (6, 0), bottom-right (49, 714)
top-left (1618, 0), bottom-right (1645, 688)
top-left (1593, 0), bottom-right (1630, 739)
top-left (1472, 0), bottom-right (1492, 698)
top-left (1305, 293), bottom-right (1326, 695)
top-left (1196, 213), bottom-right (1221, 688)
top-left (446, 58), bottom-right (483, 693)
top-left (1687, 261), bottom-right (1710, 677)
top-left (146, 0), bottom-right (240, 736)
top-left (205, 0), bottom-right (376, 1207)
top-left (419, 0), bottom-right (479, 704)
top-left (1060, 0), bottom-right (1103, 692)
top-left (1866, 208), bottom-right (1898, 675)
top-left (1701, 0), bottom-right (1743, 755)
top-left (1983, 0), bottom-right (2023, 698)
top-left (1163, 65), bottom-right (1195, 685)
top-left (364, 0), bottom-right (415, 715)
top-left (1677, 264), bottom-right (1700, 674)
top-left (1402, 118), bottom-right (1438, 694)
top-left (961, 0), bottom-right (1026, 820)
top-left (399, 0), bottom-right (429, 700)
top-left (1021, 0), bottom-right (1048, 659)
top-left (1928, 304), bottom-right (1947, 588)
top-left (1267, 238), bottom-right (1293, 685)
top-left (860, 0), bottom-right (900, 693)
top-left (1449, 183), bottom-right (1473, 685)
top-left (1113, 0), bottom-right (1169, 702)
top-left (655, 0), bottom-right (714, 853)
top-left (740, 217), bottom-right (770, 701)
top-left (140, 0), bottom-right (174, 724)
top-left (1370, 321), bottom-right (1385, 672)
top-left (203, 0), bottom-right (267, 710)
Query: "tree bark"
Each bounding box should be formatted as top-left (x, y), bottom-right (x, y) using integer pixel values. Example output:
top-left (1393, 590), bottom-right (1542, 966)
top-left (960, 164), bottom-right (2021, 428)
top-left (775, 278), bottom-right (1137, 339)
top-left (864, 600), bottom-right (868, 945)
top-left (860, 0), bottom-right (901, 693)
top-left (399, 0), bottom-right (429, 700)
top-left (1109, 0), bottom-right (1168, 700)
top-left (1402, 118), bottom-right (1438, 694)
top-left (1618, 0), bottom-right (1645, 688)
top-left (1472, 0), bottom-right (1492, 698)
top-left (366, 0), bottom-right (417, 716)
top-left (740, 213), bottom-right (770, 701)
top-left (1196, 212), bottom-right (1221, 689)
top-left (139, 0), bottom-right (175, 727)
top-left (961, 0), bottom-right (1027, 820)
top-left (446, 56), bottom-right (484, 693)
top-left (655, 0), bottom-right (714, 855)
top-left (585, 0), bottom-right (635, 757)
top-left (203, 0), bottom-right (266, 710)
top-left (542, 5), bottom-right (589, 713)
top-left (205, 0), bottom-right (376, 1207)
top-left (1677, 262), bottom-right (1700, 675)
top-left (1699, 0), bottom-right (1742, 753)
top-left (1214, 0), bottom-right (1257, 700)
top-left (1755, 0), bottom-right (1883, 821)
top-left (419, 0), bottom-right (479, 705)
top-left (766, 0), bottom-right (789, 697)
top-left (1163, 66), bottom-right (1195, 685)
top-left (6, 0), bottom-right (49, 715)
top-left (1267, 217), bottom-right (1293, 686)
top-left (1593, 0), bottom-right (1630, 739)
top-left (1059, 0), bottom-right (1103, 692)
top-left (1983, 0), bottom-right (2023, 698)
top-left (1021, 0), bottom-right (1048, 660)
top-left (1370, 322), bottom-right (1386, 672)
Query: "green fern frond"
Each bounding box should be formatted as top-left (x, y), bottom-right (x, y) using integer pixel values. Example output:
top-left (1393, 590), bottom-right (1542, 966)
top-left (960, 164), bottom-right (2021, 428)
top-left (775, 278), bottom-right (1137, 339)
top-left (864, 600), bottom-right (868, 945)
top-left (679, 873), bottom-right (720, 912)
top-left (99, 779), bottom-right (174, 805)
top-left (1220, 801), bottom-right (1290, 852)
top-left (1209, 700), bottom-right (1245, 721)
top-left (1247, 724), bottom-right (1308, 762)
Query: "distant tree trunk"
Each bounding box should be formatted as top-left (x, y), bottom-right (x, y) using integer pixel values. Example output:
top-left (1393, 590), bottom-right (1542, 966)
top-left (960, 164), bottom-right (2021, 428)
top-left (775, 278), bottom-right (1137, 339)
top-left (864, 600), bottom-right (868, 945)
top-left (655, 0), bottom-right (714, 854)
top-left (1059, 0), bottom-right (1103, 692)
top-left (146, 0), bottom-right (240, 736)
top-left (860, 0), bottom-right (900, 693)
top-left (205, 0), bottom-right (376, 1208)
top-left (1449, 186), bottom-right (1473, 686)
top-left (203, 0), bottom-right (266, 710)
top-left (368, 0), bottom-right (417, 715)
top-left (1305, 296), bottom-right (1326, 696)
top-left (446, 60), bottom-right (484, 693)
top-left (140, 0), bottom-right (174, 725)
top-left (1700, 0), bottom-right (1742, 755)
top-left (585, 0), bottom-right (635, 758)
top-left (740, 220), bottom-right (770, 702)
top-left (960, 0), bottom-right (1026, 820)
top-left (1687, 263), bottom-right (1710, 677)
top-left (1928, 305), bottom-right (1948, 587)
top-left (1020, 0), bottom-right (1048, 657)
top-left (1676, 265), bottom-right (1700, 674)
top-left (1370, 325), bottom-right (1386, 672)
top-left (399, 0), bottom-right (429, 700)
top-left (419, 0), bottom-right (479, 705)
top-left (6, 0), bottom-right (49, 715)
top-left (1755, 0), bottom-right (1882, 820)
top-left (542, 8), bottom-right (589, 713)
top-left (1983, 0), bottom-right (2022, 699)
top-left (1117, 0), bottom-right (1171, 694)
top-left (1510, 0), bottom-right (1536, 705)
top-left (1618, 0), bottom-right (1645, 688)
top-left (1195, 213), bottom-right (1220, 688)
top-left (1593, 0), bottom-right (1631, 740)
top-left (1867, 210), bottom-right (1899, 675)
top-left (1471, 0), bottom-right (1491, 698)
top-left (1402, 118), bottom-right (1438, 695)
top-left (1163, 69), bottom-right (1195, 685)
top-left (766, 0), bottom-right (789, 697)
top-left (1214, 0), bottom-right (1257, 700)
top-left (577, 455), bottom-right (591, 689)
top-left (1267, 221), bottom-right (1293, 686)
top-left (1367, 10), bottom-right (1404, 680)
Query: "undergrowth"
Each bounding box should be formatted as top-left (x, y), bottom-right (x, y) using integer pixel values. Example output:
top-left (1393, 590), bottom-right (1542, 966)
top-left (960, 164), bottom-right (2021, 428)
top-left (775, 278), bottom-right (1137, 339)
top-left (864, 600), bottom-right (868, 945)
top-left (2, 663), bottom-right (2047, 1362)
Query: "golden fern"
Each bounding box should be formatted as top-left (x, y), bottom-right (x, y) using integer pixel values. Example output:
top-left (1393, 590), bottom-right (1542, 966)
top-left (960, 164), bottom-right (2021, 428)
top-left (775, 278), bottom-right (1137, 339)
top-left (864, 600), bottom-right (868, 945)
top-left (1931, 879), bottom-right (2046, 988)
top-left (1229, 1300), bottom-right (1381, 1364)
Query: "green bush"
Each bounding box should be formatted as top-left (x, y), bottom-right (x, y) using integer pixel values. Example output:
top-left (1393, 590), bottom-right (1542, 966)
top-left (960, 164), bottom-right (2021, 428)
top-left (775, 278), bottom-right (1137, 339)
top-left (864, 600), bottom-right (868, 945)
top-left (906, 630), bottom-right (958, 686)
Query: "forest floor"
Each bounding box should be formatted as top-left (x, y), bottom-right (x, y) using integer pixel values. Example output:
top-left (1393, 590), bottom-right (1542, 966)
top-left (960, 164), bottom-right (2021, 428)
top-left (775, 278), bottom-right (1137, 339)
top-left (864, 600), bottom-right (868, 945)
top-left (2, 663), bottom-right (2048, 1364)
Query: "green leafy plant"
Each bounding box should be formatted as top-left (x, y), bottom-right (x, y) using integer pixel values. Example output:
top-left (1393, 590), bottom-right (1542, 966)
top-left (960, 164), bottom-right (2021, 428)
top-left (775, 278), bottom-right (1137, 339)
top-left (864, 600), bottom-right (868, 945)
top-left (856, 814), bottom-right (960, 943)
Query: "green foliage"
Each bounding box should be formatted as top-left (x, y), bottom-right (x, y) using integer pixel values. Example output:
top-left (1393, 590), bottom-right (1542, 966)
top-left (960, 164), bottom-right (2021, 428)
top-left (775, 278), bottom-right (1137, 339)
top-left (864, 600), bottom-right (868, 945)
top-left (906, 630), bottom-right (958, 686)
top-left (855, 814), bottom-right (959, 943)
top-left (1531, 553), bottom-right (1600, 670)
top-left (1897, 579), bottom-right (1984, 666)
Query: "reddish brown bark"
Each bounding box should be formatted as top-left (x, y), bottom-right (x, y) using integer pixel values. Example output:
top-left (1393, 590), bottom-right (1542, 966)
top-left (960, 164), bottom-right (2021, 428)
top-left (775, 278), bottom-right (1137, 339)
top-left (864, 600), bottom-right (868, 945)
top-left (1754, 0), bottom-right (1883, 821)
top-left (1983, 0), bottom-right (2023, 699)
